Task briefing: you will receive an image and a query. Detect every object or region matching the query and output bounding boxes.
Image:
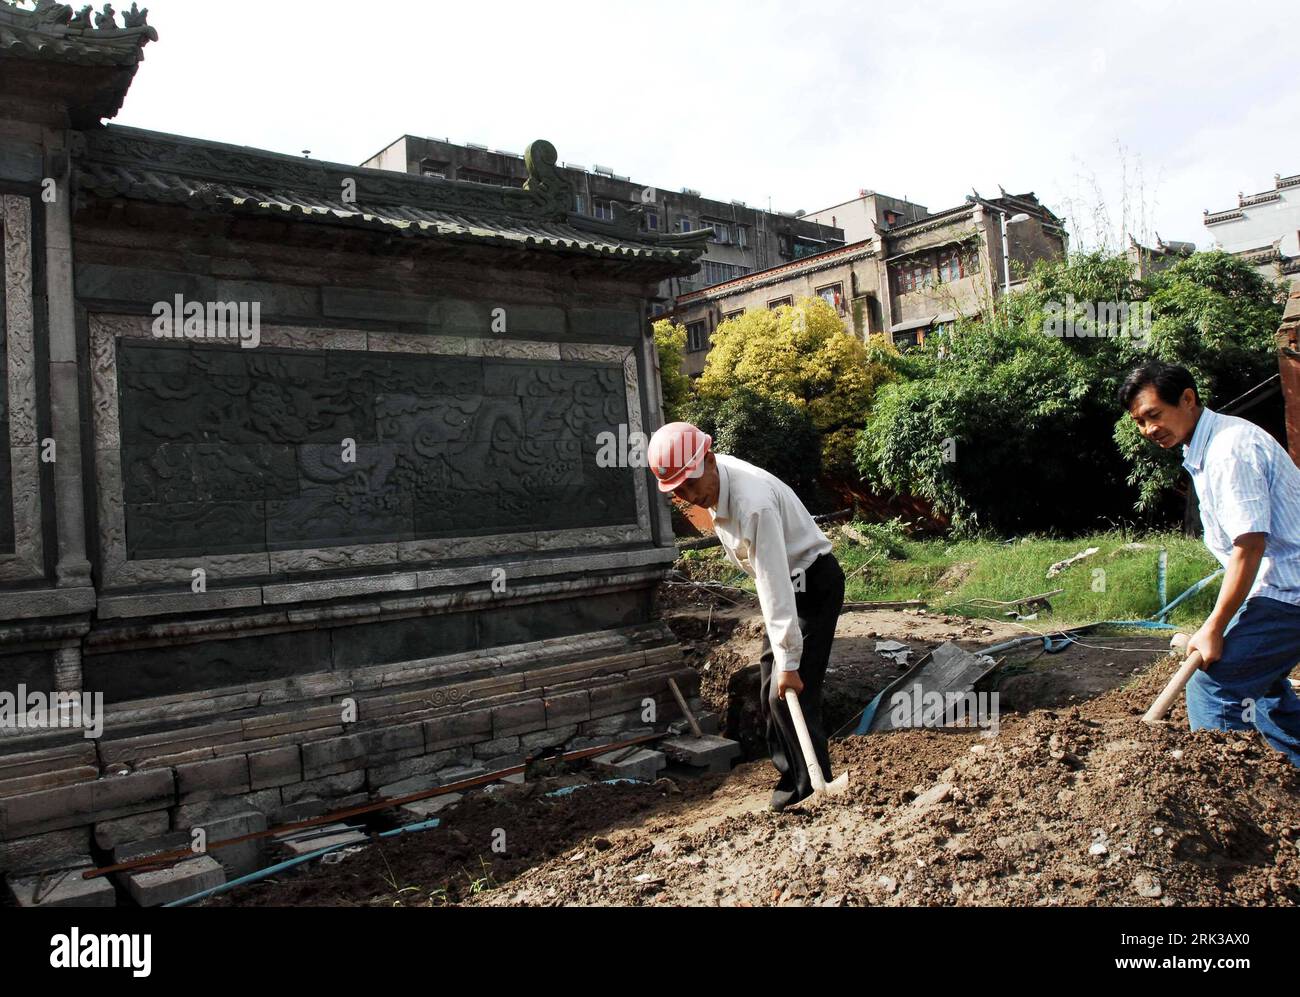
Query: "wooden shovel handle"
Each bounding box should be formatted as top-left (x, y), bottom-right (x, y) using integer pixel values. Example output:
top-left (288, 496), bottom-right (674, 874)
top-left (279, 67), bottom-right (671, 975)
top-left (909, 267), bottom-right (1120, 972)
top-left (1142, 649), bottom-right (1205, 724)
top-left (785, 691), bottom-right (827, 793)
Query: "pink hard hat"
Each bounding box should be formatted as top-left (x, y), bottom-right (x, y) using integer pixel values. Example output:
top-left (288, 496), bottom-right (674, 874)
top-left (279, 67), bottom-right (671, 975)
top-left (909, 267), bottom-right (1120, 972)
top-left (647, 421), bottom-right (712, 492)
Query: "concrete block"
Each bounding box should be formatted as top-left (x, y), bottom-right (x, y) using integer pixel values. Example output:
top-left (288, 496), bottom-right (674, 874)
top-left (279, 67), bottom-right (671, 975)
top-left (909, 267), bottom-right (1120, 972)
top-left (301, 734), bottom-right (366, 779)
top-left (473, 735), bottom-right (521, 759)
top-left (90, 769), bottom-right (176, 821)
top-left (276, 823), bottom-right (367, 857)
top-left (399, 793), bottom-right (461, 821)
top-left (7, 857), bottom-right (115, 908)
top-left (0, 826), bottom-right (91, 874)
top-left (669, 711), bottom-right (721, 736)
top-left (661, 735), bottom-right (742, 774)
top-left (579, 711), bottom-right (645, 736)
top-left (112, 831), bottom-right (191, 866)
top-left (374, 773), bottom-right (439, 800)
top-left (249, 745), bottom-right (301, 789)
top-left (423, 709), bottom-right (493, 751)
top-left (491, 699), bottom-right (545, 738)
top-left (544, 690), bottom-right (590, 727)
top-left (93, 811), bottom-right (171, 852)
top-left (591, 748), bottom-right (666, 782)
top-left (520, 725), bottom-right (577, 752)
top-left (176, 755), bottom-right (251, 802)
top-left (172, 789), bottom-right (282, 830)
top-left (121, 855), bottom-right (225, 907)
top-left (435, 763), bottom-right (489, 787)
top-left (365, 747), bottom-right (468, 789)
top-left (200, 811), bottom-right (268, 879)
top-left (279, 770), bottom-right (365, 804)
top-left (357, 722), bottom-right (424, 759)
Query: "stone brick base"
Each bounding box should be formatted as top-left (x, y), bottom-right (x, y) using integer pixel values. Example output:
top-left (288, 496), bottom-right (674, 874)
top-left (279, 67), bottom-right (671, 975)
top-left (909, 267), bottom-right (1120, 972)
top-left (0, 622), bottom-right (697, 895)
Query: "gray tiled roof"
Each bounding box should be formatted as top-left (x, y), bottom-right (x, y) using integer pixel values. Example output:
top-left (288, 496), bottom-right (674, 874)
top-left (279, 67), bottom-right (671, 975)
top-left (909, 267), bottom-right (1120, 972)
top-left (0, 2), bottom-right (155, 66)
top-left (76, 126), bottom-right (708, 270)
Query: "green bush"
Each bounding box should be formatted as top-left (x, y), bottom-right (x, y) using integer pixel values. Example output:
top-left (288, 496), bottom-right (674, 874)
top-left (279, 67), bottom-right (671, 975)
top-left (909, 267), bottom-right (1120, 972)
top-left (685, 388), bottom-right (821, 500)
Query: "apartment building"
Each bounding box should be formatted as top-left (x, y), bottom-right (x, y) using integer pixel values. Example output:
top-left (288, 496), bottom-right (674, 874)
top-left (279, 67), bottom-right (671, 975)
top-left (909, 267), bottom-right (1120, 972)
top-left (669, 190), bottom-right (1067, 374)
top-left (363, 135), bottom-right (846, 309)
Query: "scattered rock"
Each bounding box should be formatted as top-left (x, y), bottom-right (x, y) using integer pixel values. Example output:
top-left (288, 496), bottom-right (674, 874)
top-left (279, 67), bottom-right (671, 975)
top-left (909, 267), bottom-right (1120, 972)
top-left (1133, 872), bottom-right (1163, 898)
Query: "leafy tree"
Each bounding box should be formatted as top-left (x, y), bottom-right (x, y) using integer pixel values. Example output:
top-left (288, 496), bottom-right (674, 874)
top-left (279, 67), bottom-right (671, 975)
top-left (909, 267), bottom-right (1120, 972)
top-left (651, 318), bottom-right (692, 424)
top-left (695, 297), bottom-right (892, 478)
top-left (855, 250), bottom-right (1284, 533)
top-left (685, 388), bottom-right (821, 500)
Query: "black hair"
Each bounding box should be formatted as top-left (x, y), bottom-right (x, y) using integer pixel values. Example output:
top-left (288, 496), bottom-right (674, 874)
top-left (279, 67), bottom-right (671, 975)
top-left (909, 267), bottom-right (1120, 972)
top-left (1117, 361), bottom-right (1199, 411)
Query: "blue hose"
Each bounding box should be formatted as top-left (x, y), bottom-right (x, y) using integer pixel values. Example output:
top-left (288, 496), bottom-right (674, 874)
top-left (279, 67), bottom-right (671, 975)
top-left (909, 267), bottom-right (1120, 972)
top-left (162, 817), bottom-right (442, 908)
top-left (851, 566), bottom-right (1225, 736)
top-left (164, 777), bottom-right (653, 907)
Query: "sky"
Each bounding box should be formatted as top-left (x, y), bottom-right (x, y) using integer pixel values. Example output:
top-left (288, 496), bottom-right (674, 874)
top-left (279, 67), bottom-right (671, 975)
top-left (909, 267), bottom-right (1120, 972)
top-left (74, 0), bottom-right (1298, 251)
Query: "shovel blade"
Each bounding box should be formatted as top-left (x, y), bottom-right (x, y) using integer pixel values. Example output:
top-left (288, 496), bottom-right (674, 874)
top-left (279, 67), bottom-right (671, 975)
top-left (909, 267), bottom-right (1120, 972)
top-left (810, 772), bottom-right (849, 799)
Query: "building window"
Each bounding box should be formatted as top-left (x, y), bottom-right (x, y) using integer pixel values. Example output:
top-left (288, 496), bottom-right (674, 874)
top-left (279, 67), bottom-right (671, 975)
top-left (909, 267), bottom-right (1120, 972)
top-left (893, 329), bottom-right (922, 350)
top-left (699, 260), bottom-right (750, 286)
top-left (593, 198), bottom-right (615, 221)
top-left (643, 210), bottom-right (659, 231)
top-left (736, 226), bottom-right (748, 248)
top-left (678, 217), bottom-right (694, 233)
top-left (816, 283), bottom-right (844, 311)
top-left (894, 256), bottom-right (934, 295)
top-left (723, 309), bottom-right (744, 322)
top-left (709, 221), bottom-right (731, 244)
top-left (768, 296), bottom-right (793, 309)
top-left (574, 194), bottom-right (586, 214)
top-left (457, 168), bottom-right (515, 187)
top-left (938, 248), bottom-right (977, 283)
top-left (686, 321), bottom-right (708, 352)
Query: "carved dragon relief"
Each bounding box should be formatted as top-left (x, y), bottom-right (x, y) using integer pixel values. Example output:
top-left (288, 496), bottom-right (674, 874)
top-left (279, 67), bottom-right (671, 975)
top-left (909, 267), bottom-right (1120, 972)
top-left (90, 316), bottom-right (652, 586)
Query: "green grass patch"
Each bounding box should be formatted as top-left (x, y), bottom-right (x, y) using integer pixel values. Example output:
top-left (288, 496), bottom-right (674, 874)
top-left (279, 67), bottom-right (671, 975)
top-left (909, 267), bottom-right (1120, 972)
top-left (685, 529), bottom-right (1223, 631)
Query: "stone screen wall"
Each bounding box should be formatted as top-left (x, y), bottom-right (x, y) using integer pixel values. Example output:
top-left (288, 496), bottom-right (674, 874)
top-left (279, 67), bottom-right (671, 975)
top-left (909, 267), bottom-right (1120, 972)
top-left (115, 339), bottom-right (638, 559)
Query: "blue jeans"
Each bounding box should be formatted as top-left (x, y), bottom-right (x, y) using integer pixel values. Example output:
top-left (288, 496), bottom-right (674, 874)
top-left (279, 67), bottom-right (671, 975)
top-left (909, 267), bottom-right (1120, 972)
top-left (1186, 596), bottom-right (1300, 767)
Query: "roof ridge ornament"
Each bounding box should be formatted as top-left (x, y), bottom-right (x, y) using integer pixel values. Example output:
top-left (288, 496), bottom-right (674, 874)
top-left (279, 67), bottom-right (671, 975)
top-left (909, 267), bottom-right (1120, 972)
top-left (523, 139), bottom-right (569, 220)
top-left (17, 0), bottom-right (153, 35)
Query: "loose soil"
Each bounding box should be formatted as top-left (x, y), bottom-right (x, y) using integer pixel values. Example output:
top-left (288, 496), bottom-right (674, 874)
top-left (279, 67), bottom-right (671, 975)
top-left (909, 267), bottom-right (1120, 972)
top-left (204, 586), bottom-right (1300, 907)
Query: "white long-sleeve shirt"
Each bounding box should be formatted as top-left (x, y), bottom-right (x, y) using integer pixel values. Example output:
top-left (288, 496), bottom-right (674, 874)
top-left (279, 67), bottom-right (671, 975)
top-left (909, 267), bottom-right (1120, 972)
top-left (709, 453), bottom-right (833, 671)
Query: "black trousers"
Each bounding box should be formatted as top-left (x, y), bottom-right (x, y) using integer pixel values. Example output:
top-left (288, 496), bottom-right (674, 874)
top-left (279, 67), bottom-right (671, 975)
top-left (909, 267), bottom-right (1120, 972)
top-left (758, 552), bottom-right (845, 805)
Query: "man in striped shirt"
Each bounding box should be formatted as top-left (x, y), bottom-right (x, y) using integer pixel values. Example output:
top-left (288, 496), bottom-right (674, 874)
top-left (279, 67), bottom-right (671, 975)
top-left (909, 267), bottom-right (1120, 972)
top-left (1121, 361), bottom-right (1300, 766)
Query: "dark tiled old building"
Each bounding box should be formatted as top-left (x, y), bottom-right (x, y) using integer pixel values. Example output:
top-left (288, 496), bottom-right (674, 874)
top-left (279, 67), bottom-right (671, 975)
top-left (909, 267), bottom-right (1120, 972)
top-left (0, 1), bottom-right (707, 897)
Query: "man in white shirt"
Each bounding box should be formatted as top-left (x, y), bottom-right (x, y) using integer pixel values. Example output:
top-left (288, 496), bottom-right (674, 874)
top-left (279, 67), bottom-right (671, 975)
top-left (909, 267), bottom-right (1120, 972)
top-left (1121, 361), bottom-right (1300, 766)
top-left (647, 421), bottom-right (845, 810)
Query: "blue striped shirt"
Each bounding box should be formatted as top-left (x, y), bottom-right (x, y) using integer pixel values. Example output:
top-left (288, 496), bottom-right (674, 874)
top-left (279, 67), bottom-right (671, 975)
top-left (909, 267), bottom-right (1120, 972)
top-left (1182, 407), bottom-right (1300, 607)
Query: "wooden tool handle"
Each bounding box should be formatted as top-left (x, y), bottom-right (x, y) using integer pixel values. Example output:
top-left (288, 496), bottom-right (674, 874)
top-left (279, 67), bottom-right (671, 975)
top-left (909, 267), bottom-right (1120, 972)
top-left (784, 691), bottom-right (826, 793)
top-left (1142, 649), bottom-right (1204, 724)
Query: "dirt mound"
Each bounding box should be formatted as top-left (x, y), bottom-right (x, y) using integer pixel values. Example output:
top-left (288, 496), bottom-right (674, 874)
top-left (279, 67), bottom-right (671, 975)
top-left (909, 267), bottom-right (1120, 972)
top-left (474, 659), bottom-right (1300, 907)
top-left (201, 593), bottom-right (1300, 907)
